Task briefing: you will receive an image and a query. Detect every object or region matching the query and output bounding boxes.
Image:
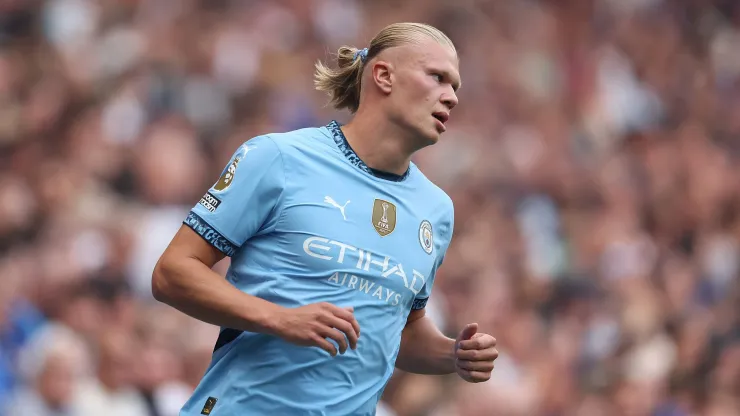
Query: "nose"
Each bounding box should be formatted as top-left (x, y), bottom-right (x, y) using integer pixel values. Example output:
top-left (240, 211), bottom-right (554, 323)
top-left (441, 89), bottom-right (458, 110)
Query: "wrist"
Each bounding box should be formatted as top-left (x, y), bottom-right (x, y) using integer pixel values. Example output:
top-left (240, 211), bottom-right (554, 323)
top-left (446, 337), bottom-right (458, 373)
top-left (250, 302), bottom-right (286, 336)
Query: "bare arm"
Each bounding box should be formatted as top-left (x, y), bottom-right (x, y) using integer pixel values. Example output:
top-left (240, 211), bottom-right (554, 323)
top-left (152, 225), bottom-right (361, 356)
top-left (395, 308), bottom-right (456, 375)
top-left (151, 225), bottom-right (282, 334)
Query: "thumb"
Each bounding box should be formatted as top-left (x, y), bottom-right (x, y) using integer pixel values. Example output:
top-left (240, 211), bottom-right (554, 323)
top-left (343, 306), bottom-right (354, 313)
top-left (456, 323), bottom-right (478, 343)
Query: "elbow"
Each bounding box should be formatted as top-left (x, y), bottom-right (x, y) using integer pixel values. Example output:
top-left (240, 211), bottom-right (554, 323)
top-left (151, 256), bottom-right (176, 304)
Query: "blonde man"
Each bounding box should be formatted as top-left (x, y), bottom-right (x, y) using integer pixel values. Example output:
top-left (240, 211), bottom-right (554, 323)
top-left (153, 22), bottom-right (498, 416)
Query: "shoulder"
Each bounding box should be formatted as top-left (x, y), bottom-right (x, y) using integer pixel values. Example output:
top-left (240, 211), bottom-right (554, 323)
top-left (410, 163), bottom-right (454, 238)
top-left (230, 125), bottom-right (331, 166)
top-left (256, 125), bottom-right (333, 155)
top-left (411, 163), bottom-right (454, 214)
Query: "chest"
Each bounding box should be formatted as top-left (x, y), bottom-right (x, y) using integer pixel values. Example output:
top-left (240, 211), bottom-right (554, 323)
top-left (275, 164), bottom-right (442, 299)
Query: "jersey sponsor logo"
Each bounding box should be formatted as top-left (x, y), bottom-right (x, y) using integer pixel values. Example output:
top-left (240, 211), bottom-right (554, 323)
top-left (327, 272), bottom-right (402, 306)
top-left (214, 145), bottom-right (251, 192)
top-left (198, 192), bottom-right (221, 212)
top-left (419, 220), bottom-right (433, 254)
top-left (303, 236), bottom-right (427, 307)
top-left (372, 199), bottom-right (396, 236)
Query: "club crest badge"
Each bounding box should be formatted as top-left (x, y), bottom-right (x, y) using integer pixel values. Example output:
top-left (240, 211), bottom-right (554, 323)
top-left (419, 220), bottom-right (433, 254)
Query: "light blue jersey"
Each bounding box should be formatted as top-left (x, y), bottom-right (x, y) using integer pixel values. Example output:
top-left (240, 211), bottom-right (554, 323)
top-left (180, 121), bottom-right (454, 416)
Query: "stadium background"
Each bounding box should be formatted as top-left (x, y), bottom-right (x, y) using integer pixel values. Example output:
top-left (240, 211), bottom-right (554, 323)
top-left (1, 0), bottom-right (739, 415)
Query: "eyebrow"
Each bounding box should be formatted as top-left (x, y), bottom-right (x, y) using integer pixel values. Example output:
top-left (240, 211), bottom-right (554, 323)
top-left (424, 60), bottom-right (461, 91)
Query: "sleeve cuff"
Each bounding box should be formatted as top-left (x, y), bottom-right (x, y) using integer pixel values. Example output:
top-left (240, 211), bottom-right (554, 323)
top-left (411, 297), bottom-right (428, 310)
top-left (184, 211), bottom-right (238, 257)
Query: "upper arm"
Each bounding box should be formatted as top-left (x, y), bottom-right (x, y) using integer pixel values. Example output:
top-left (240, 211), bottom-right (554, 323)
top-left (153, 136), bottom-right (285, 296)
top-left (406, 307), bottom-right (426, 325)
top-left (186, 135), bottom-right (286, 257)
top-left (162, 224), bottom-right (226, 269)
top-left (152, 225), bottom-right (226, 301)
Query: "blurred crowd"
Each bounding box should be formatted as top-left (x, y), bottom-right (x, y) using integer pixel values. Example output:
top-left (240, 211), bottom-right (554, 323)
top-left (1, 0), bottom-right (739, 415)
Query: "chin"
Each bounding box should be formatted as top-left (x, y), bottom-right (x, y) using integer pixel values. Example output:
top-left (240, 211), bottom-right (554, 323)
top-left (425, 132), bottom-right (441, 145)
top-left (422, 126), bottom-right (442, 145)
top-left (409, 128), bottom-right (439, 148)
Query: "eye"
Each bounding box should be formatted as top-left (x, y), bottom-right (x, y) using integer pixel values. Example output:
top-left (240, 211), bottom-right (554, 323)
top-left (431, 73), bottom-right (443, 83)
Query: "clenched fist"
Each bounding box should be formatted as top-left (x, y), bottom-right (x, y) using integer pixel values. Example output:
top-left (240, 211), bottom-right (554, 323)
top-left (454, 323), bottom-right (498, 382)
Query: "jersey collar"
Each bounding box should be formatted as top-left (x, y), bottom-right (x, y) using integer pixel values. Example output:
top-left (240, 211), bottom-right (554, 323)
top-left (326, 120), bottom-right (410, 182)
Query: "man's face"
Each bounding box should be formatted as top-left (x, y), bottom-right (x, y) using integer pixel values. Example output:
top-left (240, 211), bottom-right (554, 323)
top-left (385, 37), bottom-right (460, 146)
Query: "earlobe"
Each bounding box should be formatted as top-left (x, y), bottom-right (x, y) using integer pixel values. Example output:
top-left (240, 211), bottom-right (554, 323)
top-left (372, 62), bottom-right (393, 94)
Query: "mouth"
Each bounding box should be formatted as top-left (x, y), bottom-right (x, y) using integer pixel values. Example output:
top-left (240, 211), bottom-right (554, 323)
top-left (432, 112), bottom-right (449, 132)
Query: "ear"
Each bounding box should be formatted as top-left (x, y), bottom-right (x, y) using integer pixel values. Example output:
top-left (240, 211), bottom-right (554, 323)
top-left (370, 61), bottom-right (393, 94)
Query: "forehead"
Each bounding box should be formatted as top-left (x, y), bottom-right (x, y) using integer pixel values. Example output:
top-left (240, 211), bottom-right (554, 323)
top-left (409, 38), bottom-right (459, 72)
top-left (392, 37), bottom-right (459, 73)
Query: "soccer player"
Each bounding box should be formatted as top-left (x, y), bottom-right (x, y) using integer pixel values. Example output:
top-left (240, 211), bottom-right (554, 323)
top-left (152, 22), bottom-right (499, 415)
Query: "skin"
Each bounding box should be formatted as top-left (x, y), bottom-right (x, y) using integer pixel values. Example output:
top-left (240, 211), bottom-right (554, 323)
top-left (342, 35), bottom-right (462, 175)
top-left (344, 35), bottom-right (497, 381)
top-left (152, 34), bottom-right (497, 386)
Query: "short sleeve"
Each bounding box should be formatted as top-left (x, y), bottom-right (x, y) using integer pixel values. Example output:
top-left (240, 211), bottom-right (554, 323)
top-left (411, 206), bottom-right (454, 310)
top-left (185, 135), bottom-right (285, 256)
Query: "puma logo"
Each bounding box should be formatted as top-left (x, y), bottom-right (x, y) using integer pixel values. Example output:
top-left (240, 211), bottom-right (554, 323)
top-left (324, 196), bottom-right (350, 221)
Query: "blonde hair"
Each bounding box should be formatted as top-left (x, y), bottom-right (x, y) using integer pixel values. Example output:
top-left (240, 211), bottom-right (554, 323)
top-left (314, 22), bottom-right (456, 114)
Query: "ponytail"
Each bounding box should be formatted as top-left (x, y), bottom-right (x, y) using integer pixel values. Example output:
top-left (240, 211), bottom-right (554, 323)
top-left (314, 46), bottom-right (368, 114)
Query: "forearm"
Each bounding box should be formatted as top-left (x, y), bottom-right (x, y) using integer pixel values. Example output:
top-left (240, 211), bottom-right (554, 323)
top-left (152, 256), bottom-right (281, 334)
top-left (396, 314), bottom-right (456, 375)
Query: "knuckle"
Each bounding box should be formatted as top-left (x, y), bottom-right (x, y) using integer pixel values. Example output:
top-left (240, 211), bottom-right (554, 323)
top-left (337, 320), bottom-right (351, 330)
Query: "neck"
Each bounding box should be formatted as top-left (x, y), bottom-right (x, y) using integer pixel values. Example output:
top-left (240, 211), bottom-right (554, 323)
top-left (340, 109), bottom-right (416, 176)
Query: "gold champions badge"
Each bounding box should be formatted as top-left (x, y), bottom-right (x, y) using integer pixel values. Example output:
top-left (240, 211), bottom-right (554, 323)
top-left (372, 199), bottom-right (396, 236)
